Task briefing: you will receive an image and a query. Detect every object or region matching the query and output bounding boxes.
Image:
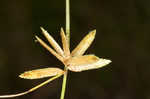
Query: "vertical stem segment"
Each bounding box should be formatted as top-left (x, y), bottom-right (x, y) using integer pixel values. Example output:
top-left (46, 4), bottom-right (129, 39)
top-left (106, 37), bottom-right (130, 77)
top-left (60, 68), bottom-right (68, 99)
top-left (60, 0), bottom-right (70, 99)
top-left (66, 0), bottom-right (70, 45)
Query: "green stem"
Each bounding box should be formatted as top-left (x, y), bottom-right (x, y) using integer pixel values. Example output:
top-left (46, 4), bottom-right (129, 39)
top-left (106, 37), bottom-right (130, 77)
top-left (60, 0), bottom-right (70, 99)
top-left (60, 68), bottom-right (68, 99)
top-left (66, 0), bottom-right (70, 45)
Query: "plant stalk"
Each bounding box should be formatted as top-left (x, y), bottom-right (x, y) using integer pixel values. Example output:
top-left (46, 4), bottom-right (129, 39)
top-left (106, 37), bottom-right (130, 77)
top-left (60, 0), bottom-right (70, 99)
top-left (60, 68), bottom-right (68, 99)
top-left (66, 0), bottom-right (70, 45)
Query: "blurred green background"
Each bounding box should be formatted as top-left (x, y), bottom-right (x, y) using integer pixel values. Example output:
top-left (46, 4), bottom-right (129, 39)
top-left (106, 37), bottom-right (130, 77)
top-left (0, 0), bottom-right (150, 99)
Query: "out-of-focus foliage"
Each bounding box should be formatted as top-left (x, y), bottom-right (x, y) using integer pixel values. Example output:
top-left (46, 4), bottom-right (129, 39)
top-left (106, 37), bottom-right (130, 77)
top-left (0, 0), bottom-right (150, 99)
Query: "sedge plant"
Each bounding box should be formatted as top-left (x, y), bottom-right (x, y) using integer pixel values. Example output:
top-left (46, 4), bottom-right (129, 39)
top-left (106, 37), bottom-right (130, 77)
top-left (0, 0), bottom-right (111, 99)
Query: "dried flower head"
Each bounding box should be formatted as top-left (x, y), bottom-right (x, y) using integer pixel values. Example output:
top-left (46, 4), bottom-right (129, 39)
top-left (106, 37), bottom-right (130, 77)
top-left (34, 27), bottom-right (111, 73)
top-left (0, 27), bottom-right (111, 98)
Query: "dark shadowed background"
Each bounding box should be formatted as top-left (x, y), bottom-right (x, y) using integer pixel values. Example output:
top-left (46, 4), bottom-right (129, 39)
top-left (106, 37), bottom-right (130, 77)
top-left (0, 0), bottom-right (150, 99)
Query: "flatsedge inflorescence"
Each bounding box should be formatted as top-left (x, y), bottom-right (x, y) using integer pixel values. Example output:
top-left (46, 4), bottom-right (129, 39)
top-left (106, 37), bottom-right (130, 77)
top-left (0, 27), bottom-right (111, 98)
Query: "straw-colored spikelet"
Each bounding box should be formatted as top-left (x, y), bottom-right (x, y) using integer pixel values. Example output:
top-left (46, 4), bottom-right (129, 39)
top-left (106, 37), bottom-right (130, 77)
top-left (19, 68), bottom-right (64, 79)
top-left (66, 55), bottom-right (111, 72)
top-left (71, 30), bottom-right (96, 57)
